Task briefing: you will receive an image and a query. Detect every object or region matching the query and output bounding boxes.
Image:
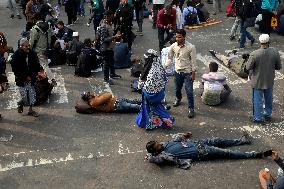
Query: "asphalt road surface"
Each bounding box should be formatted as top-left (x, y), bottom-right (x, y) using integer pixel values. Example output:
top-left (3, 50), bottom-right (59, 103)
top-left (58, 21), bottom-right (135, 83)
top-left (0, 1), bottom-right (284, 189)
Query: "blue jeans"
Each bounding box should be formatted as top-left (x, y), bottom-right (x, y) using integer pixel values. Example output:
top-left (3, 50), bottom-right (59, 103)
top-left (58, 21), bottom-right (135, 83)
top-left (252, 88), bottom-right (273, 121)
top-left (78, 0), bottom-right (85, 16)
top-left (114, 99), bottom-right (141, 113)
top-left (198, 138), bottom-right (257, 160)
top-left (240, 19), bottom-right (254, 48)
top-left (174, 71), bottom-right (194, 110)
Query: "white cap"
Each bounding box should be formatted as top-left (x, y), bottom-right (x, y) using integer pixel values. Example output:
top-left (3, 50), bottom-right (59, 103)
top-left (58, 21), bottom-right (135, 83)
top-left (19, 38), bottom-right (29, 46)
top-left (72, 32), bottom-right (79, 37)
top-left (259, 34), bottom-right (270, 44)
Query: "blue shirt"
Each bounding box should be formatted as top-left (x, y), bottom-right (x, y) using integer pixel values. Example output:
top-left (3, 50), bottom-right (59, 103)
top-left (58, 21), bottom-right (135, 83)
top-left (261, 0), bottom-right (279, 12)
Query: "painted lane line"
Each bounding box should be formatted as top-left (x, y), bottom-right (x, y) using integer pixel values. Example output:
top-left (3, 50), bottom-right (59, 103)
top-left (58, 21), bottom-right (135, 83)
top-left (0, 143), bottom-right (145, 172)
top-left (6, 72), bottom-right (21, 109)
top-left (87, 78), bottom-right (112, 94)
top-left (50, 67), bottom-right (69, 104)
top-left (279, 51), bottom-right (284, 59)
top-left (230, 118), bottom-right (284, 139)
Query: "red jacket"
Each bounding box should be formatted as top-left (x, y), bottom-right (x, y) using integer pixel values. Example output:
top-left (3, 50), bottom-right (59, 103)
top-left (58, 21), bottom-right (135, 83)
top-left (157, 7), bottom-right (177, 30)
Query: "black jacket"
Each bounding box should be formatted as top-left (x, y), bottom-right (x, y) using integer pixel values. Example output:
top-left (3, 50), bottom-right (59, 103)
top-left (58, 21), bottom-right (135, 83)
top-left (234, 0), bottom-right (256, 19)
top-left (10, 49), bottom-right (43, 87)
top-left (116, 4), bottom-right (133, 27)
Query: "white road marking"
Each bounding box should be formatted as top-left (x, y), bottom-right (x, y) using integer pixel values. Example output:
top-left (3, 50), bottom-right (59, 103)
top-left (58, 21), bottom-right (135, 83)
top-left (6, 72), bottom-right (21, 109)
top-left (230, 118), bottom-right (284, 139)
top-left (87, 77), bottom-right (112, 94)
top-left (279, 50), bottom-right (284, 59)
top-left (50, 67), bottom-right (69, 103)
top-left (0, 143), bottom-right (145, 172)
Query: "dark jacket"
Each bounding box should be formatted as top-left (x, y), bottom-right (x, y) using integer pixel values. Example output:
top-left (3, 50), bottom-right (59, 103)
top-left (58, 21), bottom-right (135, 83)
top-left (10, 49), bottom-right (43, 87)
top-left (106, 0), bottom-right (120, 13)
top-left (56, 26), bottom-right (73, 42)
top-left (234, 0), bottom-right (256, 19)
top-left (65, 0), bottom-right (76, 14)
top-left (116, 3), bottom-right (133, 27)
top-left (68, 38), bottom-right (83, 55)
top-left (114, 42), bottom-right (131, 69)
top-left (133, 0), bottom-right (145, 11)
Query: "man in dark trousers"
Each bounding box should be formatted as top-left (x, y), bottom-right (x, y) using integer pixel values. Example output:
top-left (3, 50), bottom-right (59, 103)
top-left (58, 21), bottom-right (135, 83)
top-left (157, 4), bottom-right (176, 52)
top-left (97, 11), bottom-right (122, 85)
top-left (10, 38), bottom-right (43, 117)
top-left (133, 0), bottom-right (146, 35)
top-left (116, 0), bottom-right (134, 50)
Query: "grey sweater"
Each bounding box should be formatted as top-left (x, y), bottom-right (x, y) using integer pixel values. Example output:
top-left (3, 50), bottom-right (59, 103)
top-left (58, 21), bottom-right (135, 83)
top-left (246, 47), bottom-right (282, 89)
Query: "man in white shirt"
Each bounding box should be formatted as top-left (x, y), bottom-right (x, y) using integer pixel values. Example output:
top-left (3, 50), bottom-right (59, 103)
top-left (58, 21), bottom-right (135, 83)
top-left (164, 29), bottom-right (196, 118)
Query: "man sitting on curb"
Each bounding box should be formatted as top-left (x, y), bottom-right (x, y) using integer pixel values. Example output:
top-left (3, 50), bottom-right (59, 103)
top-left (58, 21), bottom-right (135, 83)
top-left (200, 62), bottom-right (232, 106)
top-left (259, 150), bottom-right (284, 189)
top-left (76, 92), bottom-right (141, 113)
top-left (145, 132), bottom-right (271, 169)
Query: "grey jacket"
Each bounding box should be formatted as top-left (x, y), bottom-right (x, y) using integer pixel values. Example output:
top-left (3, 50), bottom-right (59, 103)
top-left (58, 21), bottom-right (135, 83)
top-left (96, 20), bottom-right (114, 52)
top-left (29, 21), bottom-right (52, 54)
top-left (246, 47), bottom-right (282, 89)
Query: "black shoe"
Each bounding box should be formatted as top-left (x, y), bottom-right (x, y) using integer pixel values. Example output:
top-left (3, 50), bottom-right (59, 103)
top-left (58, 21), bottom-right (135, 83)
top-left (17, 103), bottom-right (23, 113)
top-left (10, 14), bottom-right (14, 19)
top-left (250, 38), bottom-right (255, 46)
top-left (255, 152), bottom-right (264, 158)
top-left (240, 131), bottom-right (252, 144)
top-left (229, 36), bottom-right (236, 41)
top-left (17, 15), bottom-right (22, 19)
top-left (104, 79), bottom-right (114, 85)
top-left (253, 119), bottom-right (265, 124)
top-left (188, 109), bottom-right (195, 118)
top-left (110, 74), bottom-right (122, 79)
top-left (165, 105), bottom-right (171, 110)
top-left (209, 50), bottom-right (217, 57)
top-left (173, 99), bottom-right (181, 107)
top-left (264, 115), bottom-right (271, 122)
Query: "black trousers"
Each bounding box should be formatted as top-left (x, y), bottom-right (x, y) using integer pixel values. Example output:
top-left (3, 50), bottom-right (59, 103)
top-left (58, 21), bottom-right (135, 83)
top-left (261, 9), bottom-right (273, 35)
top-left (121, 26), bottom-right (133, 50)
top-left (103, 50), bottom-right (115, 81)
top-left (158, 27), bottom-right (174, 52)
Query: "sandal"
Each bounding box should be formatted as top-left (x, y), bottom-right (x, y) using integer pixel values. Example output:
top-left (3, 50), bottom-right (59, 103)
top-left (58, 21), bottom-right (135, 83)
top-left (27, 111), bottom-right (39, 117)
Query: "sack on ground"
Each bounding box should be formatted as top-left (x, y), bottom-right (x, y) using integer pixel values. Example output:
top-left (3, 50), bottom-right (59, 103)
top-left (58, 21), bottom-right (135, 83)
top-left (34, 77), bottom-right (53, 105)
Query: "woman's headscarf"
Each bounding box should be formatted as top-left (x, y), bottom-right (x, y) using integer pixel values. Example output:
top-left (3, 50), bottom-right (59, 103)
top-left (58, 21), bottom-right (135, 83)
top-left (142, 49), bottom-right (166, 94)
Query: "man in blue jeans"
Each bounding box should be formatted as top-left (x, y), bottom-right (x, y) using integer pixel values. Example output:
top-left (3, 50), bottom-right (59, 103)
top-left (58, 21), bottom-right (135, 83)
top-left (164, 29), bottom-right (196, 118)
top-left (234, 0), bottom-right (255, 48)
top-left (246, 34), bottom-right (282, 123)
top-left (145, 132), bottom-right (270, 169)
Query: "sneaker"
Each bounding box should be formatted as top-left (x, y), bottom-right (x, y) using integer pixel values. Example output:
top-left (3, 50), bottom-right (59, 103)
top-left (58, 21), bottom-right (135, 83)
top-left (139, 32), bottom-right (143, 36)
top-left (86, 23), bottom-right (90, 27)
top-left (110, 74), bottom-right (122, 79)
top-left (17, 102), bottom-right (23, 113)
top-left (173, 99), bottom-right (181, 107)
top-left (17, 15), bottom-right (22, 19)
top-left (188, 109), bottom-right (195, 118)
top-left (164, 105), bottom-right (171, 110)
top-left (10, 14), bottom-right (14, 19)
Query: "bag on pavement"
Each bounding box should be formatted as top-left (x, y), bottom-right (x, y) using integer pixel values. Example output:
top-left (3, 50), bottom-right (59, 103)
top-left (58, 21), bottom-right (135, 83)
top-left (75, 52), bottom-right (92, 77)
top-left (34, 77), bottom-right (53, 105)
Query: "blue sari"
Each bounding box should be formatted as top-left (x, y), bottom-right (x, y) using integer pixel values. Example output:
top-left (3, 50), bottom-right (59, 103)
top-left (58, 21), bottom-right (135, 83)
top-left (135, 89), bottom-right (175, 130)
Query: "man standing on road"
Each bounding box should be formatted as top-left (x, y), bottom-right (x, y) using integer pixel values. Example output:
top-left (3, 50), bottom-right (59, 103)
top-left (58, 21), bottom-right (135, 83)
top-left (10, 38), bottom-right (43, 117)
top-left (246, 34), bottom-right (282, 123)
top-left (235, 0), bottom-right (255, 48)
top-left (152, 0), bottom-right (164, 29)
top-left (97, 11), bottom-right (122, 85)
top-left (157, 5), bottom-right (176, 52)
top-left (164, 29), bottom-right (196, 118)
top-left (29, 13), bottom-right (56, 85)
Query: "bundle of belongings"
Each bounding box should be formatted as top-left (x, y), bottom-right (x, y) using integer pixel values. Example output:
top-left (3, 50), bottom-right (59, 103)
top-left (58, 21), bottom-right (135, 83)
top-left (34, 72), bottom-right (54, 105)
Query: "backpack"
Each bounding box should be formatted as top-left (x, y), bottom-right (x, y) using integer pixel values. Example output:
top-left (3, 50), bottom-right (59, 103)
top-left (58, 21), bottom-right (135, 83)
top-left (236, 0), bottom-right (256, 19)
top-left (185, 7), bottom-right (198, 25)
top-left (75, 51), bottom-right (92, 77)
